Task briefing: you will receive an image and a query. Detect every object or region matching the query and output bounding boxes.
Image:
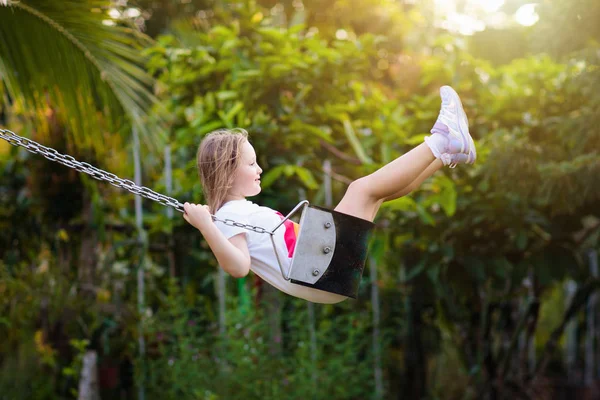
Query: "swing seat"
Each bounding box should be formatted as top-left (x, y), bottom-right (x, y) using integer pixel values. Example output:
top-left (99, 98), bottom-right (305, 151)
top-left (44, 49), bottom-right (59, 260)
top-left (273, 201), bottom-right (375, 298)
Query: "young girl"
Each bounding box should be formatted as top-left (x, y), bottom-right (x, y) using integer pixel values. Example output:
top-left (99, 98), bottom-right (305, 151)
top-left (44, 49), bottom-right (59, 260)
top-left (183, 86), bottom-right (476, 304)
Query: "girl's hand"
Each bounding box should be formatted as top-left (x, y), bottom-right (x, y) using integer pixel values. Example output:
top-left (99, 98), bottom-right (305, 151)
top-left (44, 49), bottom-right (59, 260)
top-left (183, 202), bottom-right (213, 232)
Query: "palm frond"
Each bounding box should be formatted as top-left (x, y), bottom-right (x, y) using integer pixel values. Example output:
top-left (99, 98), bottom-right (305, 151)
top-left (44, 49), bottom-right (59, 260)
top-left (0, 0), bottom-right (167, 153)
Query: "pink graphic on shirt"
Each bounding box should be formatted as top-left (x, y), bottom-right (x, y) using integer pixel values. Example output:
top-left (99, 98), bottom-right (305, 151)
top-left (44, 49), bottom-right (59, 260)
top-left (275, 211), bottom-right (299, 258)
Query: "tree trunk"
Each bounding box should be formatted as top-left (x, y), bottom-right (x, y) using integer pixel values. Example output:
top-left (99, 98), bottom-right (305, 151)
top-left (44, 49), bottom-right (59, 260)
top-left (78, 351), bottom-right (100, 400)
top-left (263, 283), bottom-right (283, 356)
top-left (77, 197), bottom-right (99, 286)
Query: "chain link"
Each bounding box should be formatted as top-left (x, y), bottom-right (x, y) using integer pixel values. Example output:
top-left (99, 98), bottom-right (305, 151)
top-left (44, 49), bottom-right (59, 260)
top-left (0, 129), bottom-right (272, 235)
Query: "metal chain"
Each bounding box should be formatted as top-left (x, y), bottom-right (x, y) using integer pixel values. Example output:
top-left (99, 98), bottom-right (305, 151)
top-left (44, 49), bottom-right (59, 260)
top-left (0, 129), bottom-right (272, 235)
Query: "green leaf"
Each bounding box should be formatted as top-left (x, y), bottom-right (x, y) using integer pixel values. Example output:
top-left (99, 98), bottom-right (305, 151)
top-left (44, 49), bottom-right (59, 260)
top-left (368, 233), bottom-right (388, 263)
top-left (0, 317), bottom-right (11, 328)
top-left (236, 70), bottom-right (260, 79)
top-left (404, 260), bottom-right (427, 281)
top-left (416, 204), bottom-right (435, 226)
top-left (196, 121), bottom-right (223, 136)
top-left (427, 264), bottom-right (441, 283)
top-left (436, 175), bottom-right (457, 217)
top-left (295, 84), bottom-right (313, 103)
top-left (341, 117), bottom-right (373, 164)
top-left (216, 91), bottom-right (238, 101)
top-left (380, 197), bottom-right (417, 212)
top-left (260, 165), bottom-right (286, 188)
top-left (516, 231), bottom-right (528, 250)
top-left (224, 102), bottom-right (244, 122)
top-left (283, 165), bottom-right (295, 177)
top-left (294, 167), bottom-right (319, 190)
top-left (404, 134), bottom-right (429, 145)
top-left (289, 121), bottom-right (333, 143)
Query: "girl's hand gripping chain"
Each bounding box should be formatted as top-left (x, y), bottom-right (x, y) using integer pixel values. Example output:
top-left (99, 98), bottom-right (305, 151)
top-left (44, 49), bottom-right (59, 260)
top-left (183, 202), bottom-right (213, 232)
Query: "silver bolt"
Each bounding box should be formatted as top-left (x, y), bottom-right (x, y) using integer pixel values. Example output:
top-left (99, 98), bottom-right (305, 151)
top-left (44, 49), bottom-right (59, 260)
top-left (324, 222), bottom-right (332, 229)
top-left (323, 246), bottom-right (331, 254)
top-left (312, 269), bottom-right (320, 276)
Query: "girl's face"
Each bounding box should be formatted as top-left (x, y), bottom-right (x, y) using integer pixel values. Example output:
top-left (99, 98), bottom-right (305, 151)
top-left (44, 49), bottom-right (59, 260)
top-left (228, 140), bottom-right (263, 200)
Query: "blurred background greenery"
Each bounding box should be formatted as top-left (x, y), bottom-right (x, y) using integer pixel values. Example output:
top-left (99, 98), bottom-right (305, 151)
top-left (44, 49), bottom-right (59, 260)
top-left (1, 0), bottom-right (599, 399)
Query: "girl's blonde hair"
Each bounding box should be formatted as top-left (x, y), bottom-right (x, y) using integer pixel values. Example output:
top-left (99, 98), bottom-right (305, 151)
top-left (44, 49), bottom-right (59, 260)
top-left (197, 128), bottom-right (249, 213)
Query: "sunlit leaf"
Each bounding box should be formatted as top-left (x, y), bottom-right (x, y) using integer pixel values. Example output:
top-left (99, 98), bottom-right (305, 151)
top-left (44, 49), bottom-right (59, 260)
top-left (0, 1), bottom-right (166, 153)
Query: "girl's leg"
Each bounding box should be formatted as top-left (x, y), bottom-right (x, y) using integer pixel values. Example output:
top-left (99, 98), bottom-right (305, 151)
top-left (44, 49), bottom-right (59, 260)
top-left (334, 143), bottom-right (437, 222)
top-left (382, 159), bottom-right (442, 201)
top-left (368, 159), bottom-right (442, 220)
top-left (334, 86), bottom-right (476, 222)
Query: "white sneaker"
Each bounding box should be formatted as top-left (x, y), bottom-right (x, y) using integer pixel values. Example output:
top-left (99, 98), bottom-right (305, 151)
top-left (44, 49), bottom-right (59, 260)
top-left (425, 85), bottom-right (476, 168)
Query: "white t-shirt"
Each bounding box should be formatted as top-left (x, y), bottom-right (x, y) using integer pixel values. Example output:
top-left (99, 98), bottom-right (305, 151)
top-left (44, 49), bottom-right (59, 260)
top-left (214, 199), bottom-right (347, 304)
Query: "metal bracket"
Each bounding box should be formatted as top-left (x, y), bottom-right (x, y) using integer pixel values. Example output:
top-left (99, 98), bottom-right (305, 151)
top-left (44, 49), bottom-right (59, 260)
top-left (288, 207), bottom-right (336, 284)
top-left (270, 200), bottom-right (309, 281)
top-left (270, 200), bottom-right (337, 285)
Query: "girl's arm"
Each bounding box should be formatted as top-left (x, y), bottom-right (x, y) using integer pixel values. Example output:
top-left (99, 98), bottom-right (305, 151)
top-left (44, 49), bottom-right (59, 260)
top-left (199, 224), bottom-right (251, 278)
top-left (183, 202), bottom-right (250, 278)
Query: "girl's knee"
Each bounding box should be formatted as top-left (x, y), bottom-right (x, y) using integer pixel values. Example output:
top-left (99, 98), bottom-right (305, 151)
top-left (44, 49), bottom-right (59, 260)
top-left (348, 177), bottom-right (376, 200)
top-left (336, 178), bottom-right (380, 221)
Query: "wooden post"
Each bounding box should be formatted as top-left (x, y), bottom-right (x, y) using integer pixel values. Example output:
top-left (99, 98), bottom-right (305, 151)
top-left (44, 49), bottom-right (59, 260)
top-left (564, 280), bottom-right (578, 383)
top-left (586, 249), bottom-right (598, 385)
top-left (133, 124), bottom-right (145, 400)
top-left (370, 254), bottom-right (383, 399)
top-left (217, 268), bottom-right (228, 379)
top-left (164, 144), bottom-right (176, 277)
top-left (218, 268), bottom-right (226, 338)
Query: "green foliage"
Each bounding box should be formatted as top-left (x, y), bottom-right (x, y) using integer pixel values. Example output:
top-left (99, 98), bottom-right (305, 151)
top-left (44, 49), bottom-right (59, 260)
top-left (144, 5), bottom-right (452, 219)
top-left (0, 339), bottom-right (57, 400)
top-left (0, 0), bottom-right (164, 153)
top-left (61, 339), bottom-right (91, 398)
top-left (380, 39), bottom-right (600, 396)
top-left (139, 279), bottom-right (377, 399)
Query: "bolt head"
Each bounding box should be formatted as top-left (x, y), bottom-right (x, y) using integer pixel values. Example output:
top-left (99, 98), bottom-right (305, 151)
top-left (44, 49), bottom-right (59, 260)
top-left (312, 269), bottom-right (320, 276)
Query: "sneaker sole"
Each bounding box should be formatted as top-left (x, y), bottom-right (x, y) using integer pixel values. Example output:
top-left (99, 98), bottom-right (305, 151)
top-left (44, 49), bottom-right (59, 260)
top-left (467, 135), bottom-right (477, 163)
top-left (440, 86), bottom-right (472, 155)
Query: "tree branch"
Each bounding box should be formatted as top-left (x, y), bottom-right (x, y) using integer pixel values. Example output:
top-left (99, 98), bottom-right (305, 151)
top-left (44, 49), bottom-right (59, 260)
top-left (320, 139), bottom-right (362, 165)
top-left (528, 278), bottom-right (600, 388)
top-left (498, 297), bottom-right (539, 380)
top-left (574, 219), bottom-right (600, 247)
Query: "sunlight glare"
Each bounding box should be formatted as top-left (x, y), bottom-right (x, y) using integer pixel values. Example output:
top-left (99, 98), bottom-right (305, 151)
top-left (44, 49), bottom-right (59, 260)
top-left (442, 13), bottom-right (486, 35)
top-left (515, 3), bottom-right (539, 26)
top-left (336, 29), bottom-right (349, 40)
top-left (108, 8), bottom-right (121, 19)
top-left (124, 8), bottom-right (141, 18)
top-left (434, 0), bottom-right (503, 35)
top-left (478, 0), bottom-right (504, 13)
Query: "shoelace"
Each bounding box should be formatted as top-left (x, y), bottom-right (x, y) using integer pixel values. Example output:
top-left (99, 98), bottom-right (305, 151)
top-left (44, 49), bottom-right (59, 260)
top-left (440, 154), bottom-right (457, 168)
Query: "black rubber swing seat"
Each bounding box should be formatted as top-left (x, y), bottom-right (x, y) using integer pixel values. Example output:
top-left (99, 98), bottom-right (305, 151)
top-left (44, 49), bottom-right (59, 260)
top-left (274, 201), bottom-right (375, 299)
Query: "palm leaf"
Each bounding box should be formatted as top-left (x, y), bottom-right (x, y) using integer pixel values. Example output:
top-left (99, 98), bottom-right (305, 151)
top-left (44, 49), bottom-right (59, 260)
top-left (0, 1), bottom-right (166, 152)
